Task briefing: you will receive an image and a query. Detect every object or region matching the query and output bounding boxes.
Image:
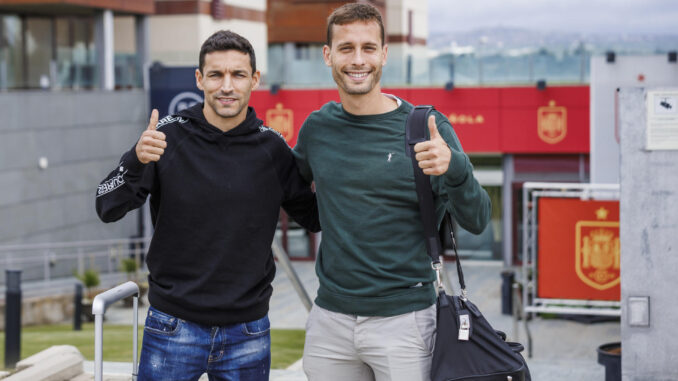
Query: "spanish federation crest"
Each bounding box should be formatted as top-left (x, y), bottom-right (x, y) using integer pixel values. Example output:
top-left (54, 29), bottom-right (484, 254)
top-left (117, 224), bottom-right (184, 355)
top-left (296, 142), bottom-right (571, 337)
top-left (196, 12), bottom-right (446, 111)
top-left (537, 100), bottom-right (567, 144)
top-left (575, 207), bottom-right (620, 290)
top-left (265, 103), bottom-right (294, 142)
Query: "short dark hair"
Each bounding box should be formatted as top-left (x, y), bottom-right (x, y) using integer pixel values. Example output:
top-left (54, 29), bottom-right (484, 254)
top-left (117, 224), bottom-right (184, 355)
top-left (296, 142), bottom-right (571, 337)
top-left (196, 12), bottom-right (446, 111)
top-left (326, 3), bottom-right (385, 46)
top-left (199, 30), bottom-right (256, 74)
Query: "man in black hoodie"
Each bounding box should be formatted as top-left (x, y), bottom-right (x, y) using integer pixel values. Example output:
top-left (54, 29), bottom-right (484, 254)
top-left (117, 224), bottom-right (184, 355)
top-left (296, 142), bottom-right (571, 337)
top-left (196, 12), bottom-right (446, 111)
top-left (95, 30), bottom-right (319, 381)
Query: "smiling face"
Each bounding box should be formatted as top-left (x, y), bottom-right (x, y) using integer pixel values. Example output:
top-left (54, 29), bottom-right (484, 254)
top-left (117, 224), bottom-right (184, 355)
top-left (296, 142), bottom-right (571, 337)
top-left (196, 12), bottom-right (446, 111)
top-left (196, 49), bottom-right (260, 131)
top-left (323, 21), bottom-right (387, 98)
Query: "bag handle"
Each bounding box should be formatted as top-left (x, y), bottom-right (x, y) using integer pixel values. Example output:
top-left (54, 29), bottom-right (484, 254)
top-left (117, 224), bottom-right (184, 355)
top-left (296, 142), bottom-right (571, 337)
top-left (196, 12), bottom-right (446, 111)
top-left (405, 105), bottom-right (467, 298)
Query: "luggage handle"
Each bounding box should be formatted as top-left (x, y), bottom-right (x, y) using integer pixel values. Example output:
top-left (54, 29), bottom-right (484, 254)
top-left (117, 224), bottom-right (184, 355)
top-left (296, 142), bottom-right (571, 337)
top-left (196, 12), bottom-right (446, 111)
top-left (92, 281), bottom-right (140, 381)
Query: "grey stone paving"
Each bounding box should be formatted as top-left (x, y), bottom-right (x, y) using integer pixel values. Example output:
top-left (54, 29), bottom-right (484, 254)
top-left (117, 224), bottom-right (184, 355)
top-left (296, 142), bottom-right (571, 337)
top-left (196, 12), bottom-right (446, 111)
top-left (80, 361), bottom-right (305, 381)
top-left (100, 260), bottom-right (620, 381)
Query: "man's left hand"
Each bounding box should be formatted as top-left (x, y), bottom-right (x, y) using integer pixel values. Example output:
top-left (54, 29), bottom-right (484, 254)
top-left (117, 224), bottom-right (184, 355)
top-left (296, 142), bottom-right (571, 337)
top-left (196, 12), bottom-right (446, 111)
top-left (414, 115), bottom-right (451, 176)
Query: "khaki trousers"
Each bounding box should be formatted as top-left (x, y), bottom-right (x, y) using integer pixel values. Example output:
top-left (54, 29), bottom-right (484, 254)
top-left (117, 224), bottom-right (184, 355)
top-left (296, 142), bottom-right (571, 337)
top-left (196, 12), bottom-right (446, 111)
top-left (303, 304), bottom-right (436, 381)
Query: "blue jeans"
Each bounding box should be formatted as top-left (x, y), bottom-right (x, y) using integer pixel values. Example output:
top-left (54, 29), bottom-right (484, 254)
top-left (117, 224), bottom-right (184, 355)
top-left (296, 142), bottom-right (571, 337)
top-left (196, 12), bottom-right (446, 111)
top-left (138, 306), bottom-right (271, 381)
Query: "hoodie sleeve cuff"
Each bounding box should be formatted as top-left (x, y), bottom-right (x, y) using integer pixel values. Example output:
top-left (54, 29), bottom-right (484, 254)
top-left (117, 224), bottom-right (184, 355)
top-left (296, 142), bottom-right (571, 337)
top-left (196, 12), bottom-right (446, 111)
top-left (121, 147), bottom-right (147, 175)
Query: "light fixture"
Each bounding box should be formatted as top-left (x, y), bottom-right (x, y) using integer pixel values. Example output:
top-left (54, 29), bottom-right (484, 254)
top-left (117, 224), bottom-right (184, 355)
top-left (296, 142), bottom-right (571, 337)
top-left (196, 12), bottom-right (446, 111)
top-left (270, 83), bottom-right (281, 95)
top-left (606, 51), bottom-right (616, 64)
top-left (38, 157), bottom-right (49, 170)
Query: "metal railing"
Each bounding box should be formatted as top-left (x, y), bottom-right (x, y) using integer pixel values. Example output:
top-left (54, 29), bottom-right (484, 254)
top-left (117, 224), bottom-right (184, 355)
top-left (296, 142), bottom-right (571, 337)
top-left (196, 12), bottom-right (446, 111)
top-left (520, 182), bottom-right (621, 317)
top-left (0, 234), bottom-right (314, 320)
top-left (0, 237), bottom-right (150, 300)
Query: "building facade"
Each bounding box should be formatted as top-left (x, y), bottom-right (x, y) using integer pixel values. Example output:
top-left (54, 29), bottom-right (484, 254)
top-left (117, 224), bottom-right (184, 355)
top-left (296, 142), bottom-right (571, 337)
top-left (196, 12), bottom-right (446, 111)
top-left (0, 0), bottom-right (268, 246)
top-left (265, 0), bottom-right (428, 86)
top-left (150, 0), bottom-right (267, 71)
top-left (0, 0), bottom-right (155, 246)
top-left (5, 0), bottom-right (667, 265)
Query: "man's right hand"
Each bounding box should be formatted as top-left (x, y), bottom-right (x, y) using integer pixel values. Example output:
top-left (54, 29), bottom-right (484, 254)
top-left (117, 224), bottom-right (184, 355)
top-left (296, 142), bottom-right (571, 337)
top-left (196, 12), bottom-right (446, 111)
top-left (136, 109), bottom-right (167, 164)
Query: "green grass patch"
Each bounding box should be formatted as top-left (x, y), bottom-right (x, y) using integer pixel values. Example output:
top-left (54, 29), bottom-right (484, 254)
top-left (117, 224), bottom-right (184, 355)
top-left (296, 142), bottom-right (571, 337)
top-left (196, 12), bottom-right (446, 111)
top-left (0, 324), bottom-right (304, 370)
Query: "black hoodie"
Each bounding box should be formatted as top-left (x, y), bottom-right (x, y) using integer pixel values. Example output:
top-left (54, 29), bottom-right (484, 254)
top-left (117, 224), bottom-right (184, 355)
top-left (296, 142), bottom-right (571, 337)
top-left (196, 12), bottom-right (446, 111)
top-left (95, 103), bottom-right (319, 325)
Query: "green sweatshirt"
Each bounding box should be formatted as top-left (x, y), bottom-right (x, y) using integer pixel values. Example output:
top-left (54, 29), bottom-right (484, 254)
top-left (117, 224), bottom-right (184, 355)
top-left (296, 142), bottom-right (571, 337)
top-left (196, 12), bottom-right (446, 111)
top-left (293, 98), bottom-right (491, 316)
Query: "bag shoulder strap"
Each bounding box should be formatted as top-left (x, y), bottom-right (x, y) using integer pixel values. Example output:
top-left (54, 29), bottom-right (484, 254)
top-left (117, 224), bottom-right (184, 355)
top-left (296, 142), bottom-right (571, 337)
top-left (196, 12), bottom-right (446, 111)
top-left (405, 105), bottom-right (466, 293)
top-left (405, 105), bottom-right (442, 264)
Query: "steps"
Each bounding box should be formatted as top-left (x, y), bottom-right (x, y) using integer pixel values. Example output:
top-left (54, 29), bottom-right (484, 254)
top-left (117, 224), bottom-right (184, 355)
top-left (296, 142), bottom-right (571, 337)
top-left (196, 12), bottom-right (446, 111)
top-left (3, 345), bottom-right (84, 381)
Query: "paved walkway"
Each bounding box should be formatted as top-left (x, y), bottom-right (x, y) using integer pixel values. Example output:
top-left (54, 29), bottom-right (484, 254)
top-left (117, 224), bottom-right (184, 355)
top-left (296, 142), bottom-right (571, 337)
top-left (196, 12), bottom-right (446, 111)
top-left (101, 260), bottom-right (620, 380)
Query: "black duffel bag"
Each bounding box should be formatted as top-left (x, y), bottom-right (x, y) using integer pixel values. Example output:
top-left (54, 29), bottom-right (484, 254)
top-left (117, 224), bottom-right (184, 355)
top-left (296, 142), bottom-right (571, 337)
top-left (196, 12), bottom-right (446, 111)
top-left (432, 287), bottom-right (530, 381)
top-left (405, 105), bottom-right (530, 381)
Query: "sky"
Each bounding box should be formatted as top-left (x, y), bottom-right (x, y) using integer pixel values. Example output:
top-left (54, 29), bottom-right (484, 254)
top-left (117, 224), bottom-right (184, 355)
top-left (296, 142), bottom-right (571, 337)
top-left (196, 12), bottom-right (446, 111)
top-left (428, 0), bottom-right (678, 35)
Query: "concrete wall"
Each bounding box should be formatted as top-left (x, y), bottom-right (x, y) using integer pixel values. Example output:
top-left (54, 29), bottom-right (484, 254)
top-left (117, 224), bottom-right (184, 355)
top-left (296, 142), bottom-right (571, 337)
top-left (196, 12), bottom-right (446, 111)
top-left (619, 87), bottom-right (678, 380)
top-left (0, 294), bottom-right (73, 330)
top-left (0, 90), bottom-right (146, 245)
top-left (385, 0), bottom-right (428, 39)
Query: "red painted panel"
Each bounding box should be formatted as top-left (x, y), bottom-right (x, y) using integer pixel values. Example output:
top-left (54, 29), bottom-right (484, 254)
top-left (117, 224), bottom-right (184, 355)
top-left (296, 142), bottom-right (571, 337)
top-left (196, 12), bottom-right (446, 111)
top-left (499, 86), bottom-right (589, 153)
top-left (249, 85), bottom-right (589, 153)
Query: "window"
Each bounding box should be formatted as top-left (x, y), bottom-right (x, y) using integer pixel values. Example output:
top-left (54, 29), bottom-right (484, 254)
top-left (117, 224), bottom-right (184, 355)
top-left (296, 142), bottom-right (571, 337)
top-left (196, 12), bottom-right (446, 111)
top-left (55, 17), bottom-right (96, 89)
top-left (0, 15), bottom-right (97, 89)
top-left (25, 17), bottom-right (52, 88)
top-left (0, 15), bottom-right (23, 89)
top-left (442, 155), bottom-right (504, 260)
top-left (294, 43), bottom-right (311, 60)
top-left (0, 13), bottom-right (145, 90)
top-left (113, 16), bottom-right (138, 89)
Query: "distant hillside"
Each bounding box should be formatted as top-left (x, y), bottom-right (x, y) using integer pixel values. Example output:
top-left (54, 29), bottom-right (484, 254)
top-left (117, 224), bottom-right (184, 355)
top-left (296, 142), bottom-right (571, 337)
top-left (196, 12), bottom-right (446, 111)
top-left (429, 26), bottom-right (678, 55)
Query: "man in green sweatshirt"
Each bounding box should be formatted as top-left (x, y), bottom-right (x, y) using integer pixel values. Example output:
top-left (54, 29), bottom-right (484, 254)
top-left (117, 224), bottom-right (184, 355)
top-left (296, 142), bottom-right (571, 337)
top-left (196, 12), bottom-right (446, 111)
top-left (293, 3), bottom-right (491, 381)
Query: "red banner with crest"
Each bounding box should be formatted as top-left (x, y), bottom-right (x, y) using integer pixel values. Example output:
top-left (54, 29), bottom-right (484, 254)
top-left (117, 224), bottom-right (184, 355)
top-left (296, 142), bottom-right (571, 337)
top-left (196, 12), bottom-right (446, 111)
top-left (250, 85), bottom-right (589, 153)
top-left (537, 198), bottom-right (620, 301)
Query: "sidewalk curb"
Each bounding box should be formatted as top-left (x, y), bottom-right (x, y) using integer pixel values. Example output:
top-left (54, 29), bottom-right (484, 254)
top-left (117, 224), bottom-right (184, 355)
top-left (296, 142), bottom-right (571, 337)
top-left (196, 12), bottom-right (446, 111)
top-left (286, 358), bottom-right (303, 371)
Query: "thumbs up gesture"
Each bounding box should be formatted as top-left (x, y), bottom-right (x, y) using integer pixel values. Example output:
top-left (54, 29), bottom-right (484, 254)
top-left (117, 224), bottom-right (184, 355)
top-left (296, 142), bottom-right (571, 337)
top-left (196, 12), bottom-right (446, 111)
top-left (413, 115), bottom-right (452, 176)
top-left (135, 109), bottom-right (167, 164)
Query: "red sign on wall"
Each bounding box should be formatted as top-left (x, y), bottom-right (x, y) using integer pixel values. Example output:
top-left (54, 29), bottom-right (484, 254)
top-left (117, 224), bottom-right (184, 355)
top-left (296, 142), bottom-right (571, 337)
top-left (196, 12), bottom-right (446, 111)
top-left (250, 85), bottom-right (589, 153)
top-left (537, 198), bottom-right (620, 301)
